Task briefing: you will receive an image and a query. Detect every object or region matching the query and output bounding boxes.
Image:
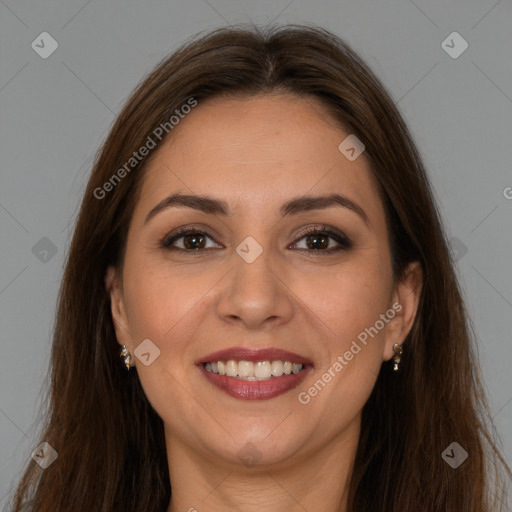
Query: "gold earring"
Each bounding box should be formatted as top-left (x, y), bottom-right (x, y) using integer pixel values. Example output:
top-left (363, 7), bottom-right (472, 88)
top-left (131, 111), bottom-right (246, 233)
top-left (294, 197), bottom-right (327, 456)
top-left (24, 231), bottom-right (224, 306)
top-left (120, 345), bottom-right (133, 370)
top-left (392, 343), bottom-right (403, 372)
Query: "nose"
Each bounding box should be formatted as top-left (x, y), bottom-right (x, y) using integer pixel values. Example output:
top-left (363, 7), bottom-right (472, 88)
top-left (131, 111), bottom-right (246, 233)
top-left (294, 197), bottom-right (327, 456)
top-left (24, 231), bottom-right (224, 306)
top-left (216, 242), bottom-right (294, 331)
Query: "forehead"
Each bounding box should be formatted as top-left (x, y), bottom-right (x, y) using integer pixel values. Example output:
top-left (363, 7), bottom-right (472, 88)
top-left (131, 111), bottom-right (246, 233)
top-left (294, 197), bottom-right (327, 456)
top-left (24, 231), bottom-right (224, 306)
top-left (134, 93), bottom-right (384, 222)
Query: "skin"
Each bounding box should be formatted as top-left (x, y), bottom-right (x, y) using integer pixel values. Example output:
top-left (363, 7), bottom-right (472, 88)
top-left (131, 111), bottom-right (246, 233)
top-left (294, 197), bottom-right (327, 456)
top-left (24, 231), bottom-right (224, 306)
top-left (105, 93), bottom-right (422, 512)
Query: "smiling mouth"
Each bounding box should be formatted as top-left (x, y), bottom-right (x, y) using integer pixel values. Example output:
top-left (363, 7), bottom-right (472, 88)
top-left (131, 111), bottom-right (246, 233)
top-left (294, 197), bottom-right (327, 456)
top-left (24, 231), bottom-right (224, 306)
top-left (197, 347), bottom-right (312, 400)
top-left (203, 360), bottom-right (305, 381)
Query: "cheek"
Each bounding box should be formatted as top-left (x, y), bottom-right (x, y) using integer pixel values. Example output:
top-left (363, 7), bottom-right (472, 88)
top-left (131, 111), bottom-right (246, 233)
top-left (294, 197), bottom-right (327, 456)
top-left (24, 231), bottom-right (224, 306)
top-left (120, 262), bottom-right (210, 418)
top-left (295, 254), bottom-right (392, 407)
top-left (121, 255), bottom-right (224, 372)
top-left (296, 268), bottom-right (390, 433)
top-left (297, 258), bottom-right (391, 340)
top-left (123, 271), bottom-right (202, 342)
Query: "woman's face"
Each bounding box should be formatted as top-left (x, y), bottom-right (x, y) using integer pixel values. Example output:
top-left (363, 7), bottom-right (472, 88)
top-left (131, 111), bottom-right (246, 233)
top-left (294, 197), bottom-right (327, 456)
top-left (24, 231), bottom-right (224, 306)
top-left (107, 93), bottom-right (421, 469)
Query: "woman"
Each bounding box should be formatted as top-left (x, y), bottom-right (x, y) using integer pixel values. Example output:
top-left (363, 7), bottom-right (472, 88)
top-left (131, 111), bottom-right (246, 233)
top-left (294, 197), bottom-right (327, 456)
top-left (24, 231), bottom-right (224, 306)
top-left (7, 24), bottom-right (511, 511)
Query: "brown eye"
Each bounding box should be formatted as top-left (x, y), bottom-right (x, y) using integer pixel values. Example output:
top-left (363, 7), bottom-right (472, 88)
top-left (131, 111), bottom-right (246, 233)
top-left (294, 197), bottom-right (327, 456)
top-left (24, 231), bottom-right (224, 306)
top-left (181, 232), bottom-right (206, 250)
top-left (162, 230), bottom-right (221, 251)
top-left (305, 232), bottom-right (329, 250)
top-left (291, 227), bottom-right (352, 253)
top-left (161, 225), bottom-right (351, 255)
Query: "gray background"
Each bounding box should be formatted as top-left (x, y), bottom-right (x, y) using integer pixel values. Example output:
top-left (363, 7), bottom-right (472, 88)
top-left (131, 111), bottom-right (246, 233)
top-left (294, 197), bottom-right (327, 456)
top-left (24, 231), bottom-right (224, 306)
top-left (1, 0), bottom-right (511, 507)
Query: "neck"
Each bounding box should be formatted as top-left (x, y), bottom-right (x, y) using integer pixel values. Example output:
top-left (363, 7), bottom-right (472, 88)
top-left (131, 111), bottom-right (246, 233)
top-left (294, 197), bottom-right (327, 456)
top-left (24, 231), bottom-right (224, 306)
top-left (165, 416), bottom-right (360, 512)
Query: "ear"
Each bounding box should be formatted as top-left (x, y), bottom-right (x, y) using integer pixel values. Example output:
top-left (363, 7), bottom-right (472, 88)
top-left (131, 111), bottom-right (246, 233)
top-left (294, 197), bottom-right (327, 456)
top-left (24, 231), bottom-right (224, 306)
top-left (105, 265), bottom-right (132, 352)
top-left (383, 261), bottom-right (423, 361)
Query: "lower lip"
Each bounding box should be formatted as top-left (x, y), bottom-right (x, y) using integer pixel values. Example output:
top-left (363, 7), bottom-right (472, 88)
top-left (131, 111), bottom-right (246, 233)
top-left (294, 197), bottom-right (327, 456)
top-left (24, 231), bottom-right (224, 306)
top-left (198, 364), bottom-right (312, 400)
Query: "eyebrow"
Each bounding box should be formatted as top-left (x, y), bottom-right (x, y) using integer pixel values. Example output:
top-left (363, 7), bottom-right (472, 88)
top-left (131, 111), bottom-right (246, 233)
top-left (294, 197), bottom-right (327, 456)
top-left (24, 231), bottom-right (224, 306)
top-left (144, 192), bottom-right (369, 226)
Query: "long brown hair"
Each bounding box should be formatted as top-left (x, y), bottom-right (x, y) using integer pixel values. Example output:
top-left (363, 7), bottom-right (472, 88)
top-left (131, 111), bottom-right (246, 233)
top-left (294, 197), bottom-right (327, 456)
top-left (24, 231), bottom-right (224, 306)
top-left (7, 23), bottom-right (511, 511)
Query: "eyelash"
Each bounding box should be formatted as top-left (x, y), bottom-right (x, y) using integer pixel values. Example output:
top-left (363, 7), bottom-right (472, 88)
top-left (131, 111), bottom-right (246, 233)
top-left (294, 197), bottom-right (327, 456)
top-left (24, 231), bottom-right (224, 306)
top-left (160, 224), bottom-right (352, 255)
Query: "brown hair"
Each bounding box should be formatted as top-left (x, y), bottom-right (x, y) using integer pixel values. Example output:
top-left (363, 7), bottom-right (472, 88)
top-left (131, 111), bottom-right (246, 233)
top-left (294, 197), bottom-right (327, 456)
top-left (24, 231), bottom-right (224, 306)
top-left (7, 23), bottom-right (511, 512)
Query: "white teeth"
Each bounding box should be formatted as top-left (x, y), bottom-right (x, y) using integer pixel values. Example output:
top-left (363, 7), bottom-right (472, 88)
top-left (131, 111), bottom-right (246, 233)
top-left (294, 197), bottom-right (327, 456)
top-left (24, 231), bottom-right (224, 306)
top-left (203, 359), bottom-right (305, 380)
top-left (292, 363), bottom-right (302, 374)
top-left (254, 361), bottom-right (271, 379)
top-left (271, 360), bottom-right (284, 376)
top-left (225, 360), bottom-right (237, 377)
top-left (238, 360), bottom-right (254, 378)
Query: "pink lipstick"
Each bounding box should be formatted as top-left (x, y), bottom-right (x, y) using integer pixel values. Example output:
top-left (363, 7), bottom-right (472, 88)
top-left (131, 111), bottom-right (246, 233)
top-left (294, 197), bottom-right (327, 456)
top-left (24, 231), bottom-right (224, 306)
top-left (196, 347), bottom-right (313, 400)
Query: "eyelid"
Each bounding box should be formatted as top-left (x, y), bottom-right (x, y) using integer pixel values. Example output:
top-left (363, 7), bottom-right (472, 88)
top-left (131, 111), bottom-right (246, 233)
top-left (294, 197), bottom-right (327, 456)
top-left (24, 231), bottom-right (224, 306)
top-left (292, 224), bottom-right (349, 243)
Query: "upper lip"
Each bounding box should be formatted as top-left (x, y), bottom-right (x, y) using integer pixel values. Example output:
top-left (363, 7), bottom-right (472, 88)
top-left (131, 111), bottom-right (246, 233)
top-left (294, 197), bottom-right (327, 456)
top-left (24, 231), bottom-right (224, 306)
top-left (196, 347), bottom-right (313, 366)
